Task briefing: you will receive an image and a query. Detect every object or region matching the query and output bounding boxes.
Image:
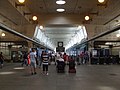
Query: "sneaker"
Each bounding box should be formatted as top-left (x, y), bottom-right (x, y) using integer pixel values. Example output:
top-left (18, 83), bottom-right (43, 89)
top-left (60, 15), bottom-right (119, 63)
top-left (46, 73), bottom-right (49, 75)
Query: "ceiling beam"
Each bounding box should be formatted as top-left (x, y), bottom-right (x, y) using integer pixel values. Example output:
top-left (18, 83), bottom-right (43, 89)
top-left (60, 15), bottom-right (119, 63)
top-left (104, 13), bottom-right (120, 25)
top-left (0, 12), bottom-right (18, 25)
top-left (8, 0), bottom-right (31, 23)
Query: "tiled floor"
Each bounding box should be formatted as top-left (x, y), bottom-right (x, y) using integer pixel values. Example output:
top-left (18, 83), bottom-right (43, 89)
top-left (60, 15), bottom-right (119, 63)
top-left (0, 63), bottom-right (120, 90)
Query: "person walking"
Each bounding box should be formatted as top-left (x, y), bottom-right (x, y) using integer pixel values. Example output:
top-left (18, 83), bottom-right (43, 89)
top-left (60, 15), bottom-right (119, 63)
top-left (80, 52), bottom-right (84, 64)
top-left (38, 51), bottom-right (44, 68)
top-left (21, 52), bottom-right (28, 66)
top-left (41, 50), bottom-right (49, 75)
top-left (0, 52), bottom-right (4, 69)
top-left (29, 49), bottom-right (37, 75)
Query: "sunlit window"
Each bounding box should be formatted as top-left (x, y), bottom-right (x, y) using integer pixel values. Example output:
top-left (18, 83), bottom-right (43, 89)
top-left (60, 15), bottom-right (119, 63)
top-left (65, 25), bottom-right (87, 50)
top-left (33, 25), bottom-right (55, 50)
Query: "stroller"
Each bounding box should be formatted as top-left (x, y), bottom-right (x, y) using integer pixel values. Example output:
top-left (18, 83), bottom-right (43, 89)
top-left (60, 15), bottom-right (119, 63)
top-left (56, 60), bottom-right (65, 73)
top-left (68, 60), bottom-right (76, 73)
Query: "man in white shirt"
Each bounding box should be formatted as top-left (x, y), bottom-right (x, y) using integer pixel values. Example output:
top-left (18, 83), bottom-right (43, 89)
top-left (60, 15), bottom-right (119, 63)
top-left (29, 49), bottom-right (37, 75)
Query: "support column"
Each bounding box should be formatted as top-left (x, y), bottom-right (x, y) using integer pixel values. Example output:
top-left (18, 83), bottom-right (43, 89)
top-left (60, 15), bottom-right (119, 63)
top-left (27, 41), bottom-right (33, 51)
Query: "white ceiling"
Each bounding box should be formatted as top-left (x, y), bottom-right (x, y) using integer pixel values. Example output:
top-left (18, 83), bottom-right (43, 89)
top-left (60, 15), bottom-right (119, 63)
top-left (43, 25), bottom-right (79, 46)
top-left (0, 0), bottom-right (120, 47)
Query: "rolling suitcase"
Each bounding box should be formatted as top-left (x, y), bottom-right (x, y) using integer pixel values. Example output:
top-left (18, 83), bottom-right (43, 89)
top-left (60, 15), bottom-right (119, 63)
top-left (69, 68), bottom-right (76, 73)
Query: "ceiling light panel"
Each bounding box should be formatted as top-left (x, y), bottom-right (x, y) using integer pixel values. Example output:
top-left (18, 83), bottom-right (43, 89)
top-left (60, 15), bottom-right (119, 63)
top-left (56, 0), bottom-right (66, 5)
top-left (56, 9), bottom-right (65, 12)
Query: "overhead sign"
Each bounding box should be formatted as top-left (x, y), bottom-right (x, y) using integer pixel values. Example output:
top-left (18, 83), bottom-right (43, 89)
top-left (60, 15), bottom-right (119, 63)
top-left (56, 47), bottom-right (65, 52)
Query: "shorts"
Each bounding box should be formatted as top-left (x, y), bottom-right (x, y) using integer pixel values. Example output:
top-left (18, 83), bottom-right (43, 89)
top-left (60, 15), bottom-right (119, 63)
top-left (30, 62), bottom-right (36, 68)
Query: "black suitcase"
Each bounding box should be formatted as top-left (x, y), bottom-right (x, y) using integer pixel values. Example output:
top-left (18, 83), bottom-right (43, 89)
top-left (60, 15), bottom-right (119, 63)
top-left (57, 61), bottom-right (65, 73)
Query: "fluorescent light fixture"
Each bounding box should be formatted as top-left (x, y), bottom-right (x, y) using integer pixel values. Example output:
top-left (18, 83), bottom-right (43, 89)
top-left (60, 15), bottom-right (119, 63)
top-left (56, 0), bottom-right (66, 5)
top-left (85, 16), bottom-right (90, 21)
top-left (98, 0), bottom-right (105, 3)
top-left (56, 9), bottom-right (65, 12)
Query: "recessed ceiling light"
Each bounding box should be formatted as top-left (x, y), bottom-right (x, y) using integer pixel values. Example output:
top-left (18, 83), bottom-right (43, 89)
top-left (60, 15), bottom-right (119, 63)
top-left (40, 25), bottom-right (44, 29)
top-left (98, 0), bottom-right (105, 3)
top-left (32, 16), bottom-right (37, 21)
top-left (116, 34), bottom-right (120, 37)
top-left (1, 33), bottom-right (5, 37)
top-left (85, 16), bottom-right (90, 21)
top-left (56, 9), bottom-right (65, 12)
top-left (56, 0), bottom-right (66, 5)
top-left (18, 0), bottom-right (25, 3)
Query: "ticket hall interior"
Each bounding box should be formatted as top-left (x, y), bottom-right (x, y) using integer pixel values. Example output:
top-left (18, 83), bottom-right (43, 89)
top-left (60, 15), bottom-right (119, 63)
top-left (0, 0), bottom-right (120, 90)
